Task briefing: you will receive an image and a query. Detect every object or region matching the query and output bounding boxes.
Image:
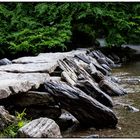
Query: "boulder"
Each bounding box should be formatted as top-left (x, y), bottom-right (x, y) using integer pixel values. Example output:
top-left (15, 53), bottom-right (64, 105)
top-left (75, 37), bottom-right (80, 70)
top-left (86, 63), bottom-right (104, 83)
top-left (0, 58), bottom-right (12, 66)
top-left (88, 55), bottom-right (109, 75)
top-left (75, 54), bottom-right (91, 64)
top-left (99, 79), bottom-right (127, 96)
top-left (97, 57), bottom-right (110, 67)
top-left (109, 53), bottom-right (120, 63)
top-left (0, 62), bottom-right (58, 73)
top-left (101, 64), bottom-right (111, 71)
top-left (58, 59), bottom-right (77, 86)
top-left (124, 105), bottom-right (139, 112)
top-left (106, 57), bottom-right (115, 67)
top-left (56, 110), bottom-right (77, 130)
top-left (115, 103), bottom-right (139, 112)
top-left (18, 117), bottom-right (62, 138)
top-left (75, 80), bottom-right (113, 107)
top-left (94, 50), bottom-right (115, 67)
top-left (82, 134), bottom-right (99, 138)
top-left (12, 49), bottom-right (87, 64)
top-left (0, 50), bottom-right (87, 74)
top-left (44, 80), bottom-right (118, 128)
top-left (0, 72), bottom-right (49, 99)
top-left (0, 106), bottom-right (16, 130)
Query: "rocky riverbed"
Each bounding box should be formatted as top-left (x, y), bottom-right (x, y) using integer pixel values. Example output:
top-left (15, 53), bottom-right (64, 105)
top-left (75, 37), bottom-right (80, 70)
top-left (0, 48), bottom-right (136, 138)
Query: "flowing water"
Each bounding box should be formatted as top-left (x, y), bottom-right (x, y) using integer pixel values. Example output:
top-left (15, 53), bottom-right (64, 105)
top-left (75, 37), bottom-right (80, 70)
top-left (63, 60), bottom-right (140, 138)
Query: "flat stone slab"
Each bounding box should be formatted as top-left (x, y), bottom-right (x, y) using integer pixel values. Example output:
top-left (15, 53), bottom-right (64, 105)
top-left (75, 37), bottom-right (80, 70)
top-left (0, 72), bottom-right (49, 99)
top-left (12, 49), bottom-right (87, 64)
top-left (0, 50), bottom-right (87, 74)
top-left (0, 62), bottom-right (57, 73)
top-left (0, 50), bottom-right (87, 100)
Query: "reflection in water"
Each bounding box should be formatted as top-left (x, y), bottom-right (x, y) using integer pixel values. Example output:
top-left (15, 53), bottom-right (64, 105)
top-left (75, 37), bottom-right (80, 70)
top-left (62, 60), bottom-right (140, 138)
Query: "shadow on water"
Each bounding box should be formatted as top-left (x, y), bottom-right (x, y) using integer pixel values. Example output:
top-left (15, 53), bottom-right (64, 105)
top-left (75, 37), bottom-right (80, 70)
top-left (62, 60), bottom-right (140, 138)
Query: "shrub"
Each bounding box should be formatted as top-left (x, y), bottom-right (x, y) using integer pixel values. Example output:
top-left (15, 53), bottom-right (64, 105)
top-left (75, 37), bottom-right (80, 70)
top-left (0, 2), bottom-right (140, 57)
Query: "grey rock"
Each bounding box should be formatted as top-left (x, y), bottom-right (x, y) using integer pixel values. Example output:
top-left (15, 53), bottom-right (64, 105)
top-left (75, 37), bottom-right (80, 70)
top-left (0, 62), bottom-right (58, 73)
top-left (124, 104), bottom-right (139, 112)
top-left (0, 106), bottom-right (16, 130)
top-left (0, 50), bottom-right (87, 74)
top-left (0, 72), bottom-right (49, 99)
top-left (85, 134), bottom-right (99, 138)
top-left (18, 117), bottom-right (62, 138)
top-left (101, 64), bottom-right (111, 71)
top-left (0, 58), bottom-right (12, 66)
top-left (99, 79), bottom-right (127, 96)
top-left (115, 103), bottom-right (139, 112)
top-left (12, 49), bottom-right (87, 64)
top-left (56, 111), bottom-right (77, 130)
top-left (44, 80), bottom-right (118, 128)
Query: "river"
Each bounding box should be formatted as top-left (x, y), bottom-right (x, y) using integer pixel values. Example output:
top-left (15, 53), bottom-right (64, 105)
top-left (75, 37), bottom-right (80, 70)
top-left (63, 60), bottom-right (140, 138)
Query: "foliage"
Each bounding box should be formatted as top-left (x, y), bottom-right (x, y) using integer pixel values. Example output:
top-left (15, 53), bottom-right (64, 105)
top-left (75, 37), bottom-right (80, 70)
top-left (0, 2), bottom-right (140, 57)
top-left (0, 109), bottom-right (29, 138)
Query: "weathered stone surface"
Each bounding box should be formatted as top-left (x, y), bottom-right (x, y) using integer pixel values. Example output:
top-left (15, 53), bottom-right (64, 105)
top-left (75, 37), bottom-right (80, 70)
top-left (0, 50), bottom-right (87, 74)
top-left (63, 57), bottom-right (93, 81)
top-left (56, 110), bottom-right (77, 130)
top-left (99, 79), bottom-right (127, 96)
top-left (75, 80), bottom-right (113, 107)
top-left (49, 76), bottom-right (61, 82)
top-left (12, 49), bottom-right (87, 64)
top-left (124, 105), bottom-right (139, 112)
top-left (101, 64), bottom-right (111, 71)
top-left (18, 117), bottom-right (62, 138)
top-left (109, 53), bottom-right (120, 63)
top-left (82, 134), bottom-right (99, 138)
top-left (0, 58), bottom-right (12, 66)
top-left (88, 50), bottom-right (115, 72)
top-left (88, 55), bottom-right (109, 75)
top-left (61, 71), bottom-right (76, 86)
top-left (115, 103), bottom-right (139, 112)
top-left (58, 59), bottom-right (77, 86)
top-left (86, 63), bottom-right (104, 83)
top-left (0, 106), bottom-right (16, 130)
top-left (0, 72), bottom-right (49, 99)
top-left (95, 50), bottom-right (114, 64)
top-left (44, 80), bottom-right (118, 128)
top-left (0, 62), bottom-right (57, 73)
top-left (58, 57), bottom-right (113, 107)
top-left (106, 57), bottom-right (115, 67)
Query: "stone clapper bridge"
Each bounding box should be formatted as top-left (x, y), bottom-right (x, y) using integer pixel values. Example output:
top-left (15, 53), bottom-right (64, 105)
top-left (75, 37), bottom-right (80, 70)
top-left (0, 49), bottom-right (127, 138)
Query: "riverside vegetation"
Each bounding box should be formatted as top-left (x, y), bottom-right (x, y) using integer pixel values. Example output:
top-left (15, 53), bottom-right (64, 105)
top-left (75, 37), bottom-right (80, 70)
top-left (0, 109), bottom-right (28, 138)
top-left (0, 3), bottom-right (140, 58)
